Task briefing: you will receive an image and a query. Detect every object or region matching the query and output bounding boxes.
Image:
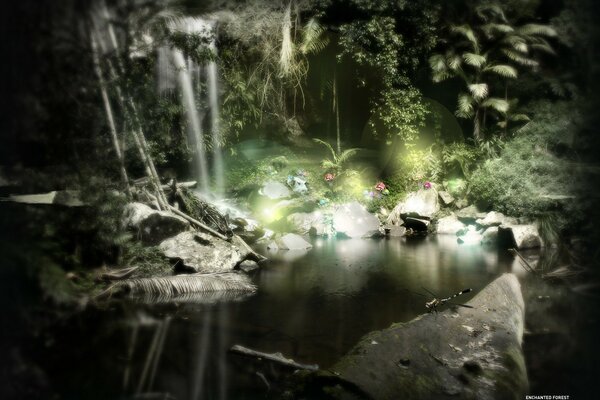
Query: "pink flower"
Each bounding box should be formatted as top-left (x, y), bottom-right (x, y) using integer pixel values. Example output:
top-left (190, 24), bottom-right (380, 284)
top-left (325, 173), bottom-right (335, 182)
top-left (424, 181), bottom-right (432, 189)
top-left (375, 182), bottom-right (386, 191)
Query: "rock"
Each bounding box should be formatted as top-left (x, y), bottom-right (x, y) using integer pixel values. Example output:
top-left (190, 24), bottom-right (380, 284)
top-left (159, 231), bottom-right (247, 273)
top-left (481, 226), bottom-right (499, 245)
top-left (401, 188), bottom-right (440, 219)
top-left (476, 211), bottom-right (514, 227)
top-left (498, 223), bottom-right (543, 249)
top-left (436, 214), bottom-right (465, 235)
top-left (7, 190), bottom-right (84, 207)
top-left (293, 274), bottom-right (527, 400)
top-left (386, 226), bottom-right (407, 237)
top-left (438, 191), bottom-right (454, 206)
top-left (404, 217), bottom-right (430, 231)
top-left (456, 204), bottom-right (486, 223)
top-left (238, 260), bottom-right (259, 273)
top-left (259, 180), bottom-right (291, 200)
top-left (287, 211), bottom-right (324, 235)
top-left (232, 218), bottom-right (264, 244)
top-left (385, 201), bottom-right (405, 226)
top-left (333, 201), bottom-right (381, 238)
top-left (287, 176), bottom-right (308, 194)
top-left (269, 233), bottom-right (312, 250)
top-left (123, 202), bottom-right (190, 245)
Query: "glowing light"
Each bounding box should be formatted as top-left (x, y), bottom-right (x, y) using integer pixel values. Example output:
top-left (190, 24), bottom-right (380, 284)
top-left (459, 225), bottom-right (482, 245)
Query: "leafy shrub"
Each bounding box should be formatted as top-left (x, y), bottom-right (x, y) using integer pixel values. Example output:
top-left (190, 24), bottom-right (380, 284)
top-left (469, 100), bottom-right (581, 222)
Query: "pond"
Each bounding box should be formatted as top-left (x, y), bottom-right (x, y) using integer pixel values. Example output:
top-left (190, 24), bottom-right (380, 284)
top-left (34, 236), bottom-right (526, 399)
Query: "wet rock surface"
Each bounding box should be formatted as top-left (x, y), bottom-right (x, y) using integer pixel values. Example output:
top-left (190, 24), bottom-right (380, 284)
top-left (123, 202), bottom-right (190, 245)
top-left (293, 274), bottom-right (527, 400)
top-left (333, 201), bottom-right (382, 238)
top-left (268, 233), bottom-right (313, 250)
top-left (499, 223), bottom-right (543, 249)
top-left (159, 231), bottom-right (247, 273)
top-left (436, 213), bottom-right (466, 235)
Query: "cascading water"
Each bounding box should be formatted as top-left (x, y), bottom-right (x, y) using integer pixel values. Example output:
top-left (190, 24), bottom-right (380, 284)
top-left (158, 17), bottom-right (224, 196)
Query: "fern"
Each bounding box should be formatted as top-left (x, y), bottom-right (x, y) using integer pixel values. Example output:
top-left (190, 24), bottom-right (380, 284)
top-left (300, 18), bottom-right (328, 54)
top-left (485, 64), bottom-right (518, 78)
top-left (463, 52), bottom-right (487, 68)
top-left (482, 98), bottom-right (509, 113)
top-left (468, 83), bottom-right (489, 100)
top-left (456, 93), bottom-right (475, 118)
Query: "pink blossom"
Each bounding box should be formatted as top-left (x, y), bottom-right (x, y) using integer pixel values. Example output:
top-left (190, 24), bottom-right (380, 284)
top-left (375, 182), bottom-right (386, 191)
top-left (424, 181), bottom-right (432, 189)
top-left (325, 173), bottom-right (335, 182)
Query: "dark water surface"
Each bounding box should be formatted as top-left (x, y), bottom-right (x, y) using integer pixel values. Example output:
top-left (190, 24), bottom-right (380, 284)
top-left (30, 237), bottom-right (526, 399)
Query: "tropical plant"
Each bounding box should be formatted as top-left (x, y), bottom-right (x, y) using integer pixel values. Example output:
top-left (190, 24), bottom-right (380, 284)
top-left (313, 138), bottom-right (360, 176)
top-left (429, 2), bottom-right (556, 141)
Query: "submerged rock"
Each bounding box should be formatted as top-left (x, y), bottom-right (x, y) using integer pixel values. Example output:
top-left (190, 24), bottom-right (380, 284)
top-left (333, 201), bottom-right (381, 238)
top-left (499, 223), bottom-right (543, 249)
top-left (123, 202), bottom-right (190, 245)
top-left (293, 274), bottom-right (527, 400)
top-left (436, 213), bottom-right (466, 235)
top-left (159, 231), bottom-right (247, 273)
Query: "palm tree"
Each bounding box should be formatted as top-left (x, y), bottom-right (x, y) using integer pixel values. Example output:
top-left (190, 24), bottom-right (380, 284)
top-left (429, 3), bottom-right (556, 141)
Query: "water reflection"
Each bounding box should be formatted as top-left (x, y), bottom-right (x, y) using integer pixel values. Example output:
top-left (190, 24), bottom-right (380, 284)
top-left (43, 238), bottom-right (520, 399)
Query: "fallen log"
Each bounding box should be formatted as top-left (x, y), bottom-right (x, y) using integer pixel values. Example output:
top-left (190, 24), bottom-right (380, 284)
top-left (230, 345), bottom-right (319, 371)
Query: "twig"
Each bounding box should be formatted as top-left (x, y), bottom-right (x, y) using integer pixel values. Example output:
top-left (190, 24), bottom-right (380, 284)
top-left (509, 248), bottom-right (537, 274)
top-left (229, 344), bottom-right (319, 371)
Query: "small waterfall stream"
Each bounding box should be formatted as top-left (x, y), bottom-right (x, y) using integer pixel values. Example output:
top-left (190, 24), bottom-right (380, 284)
top-left (158, 17), bottom-right (224, 196)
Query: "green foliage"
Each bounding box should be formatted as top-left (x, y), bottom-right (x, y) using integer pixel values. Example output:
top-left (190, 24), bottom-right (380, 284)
top-left (313, 138), bottom-right (359, 175)
top-left (441, 142), bottom-right (481, 178)
top-left (369, 87), bottom-right (429, 143)
top-left (469, 100), bottom-right (580, 220)
top-left (398, 146), bottom-right (442, 187)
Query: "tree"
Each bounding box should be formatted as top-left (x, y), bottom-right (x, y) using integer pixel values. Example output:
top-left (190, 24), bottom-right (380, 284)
top-left (429, 2), bottom-right (556, 141)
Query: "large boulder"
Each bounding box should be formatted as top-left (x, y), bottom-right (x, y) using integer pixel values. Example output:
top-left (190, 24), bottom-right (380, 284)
top-left (268, 233), bottom-right (313, 250)
top-left (498, 223), bottom-right (543, 249)
top-left (436, 214), bottom-right (466, 235)
top-left (123, 202), bottom-right (190, 245)
top-left (402, 188), bottom-right (440, 219)
top-left (294, 274), bottom-right (527, 400)
top-left (259, 180), bottom-right (291, 199)
top-left (333, 201), bottom-right (382, 238)
top-left (159, 231), bottom-right (247, 273)
top-left (481, 226), bottom-right (499, 246)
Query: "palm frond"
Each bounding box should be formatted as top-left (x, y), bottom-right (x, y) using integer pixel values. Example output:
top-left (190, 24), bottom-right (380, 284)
top-left (300, 18), bottom-right (328, 54)
top-left (468, 83), bottom-right (489, 100)
top-left (485, 64), bottom-right (518, 78)
top-left (517, 24), bottom-right (557, 37)
top-left (450, 25), bottom-right (479, 50)
top-left (456, 93), bottom-right (475, 118)
top-left (482, 98), bottom-right (509, 113)
top-left (111, 273), bottom-right (257, 297)
top-left (447, 53), bottom-right (463, 70)
top-left (279, 2), bottom-right (294, 76)
top-left (321, 160), bottom-right (337, 170)
top-left (482, 23), bottom-right (514, 37)
top-left (463, 52), bottom-right (487, 68)
top-left (531, 42), bottom-right (556, 55)
top-left (501, 48), bottom-right (538, 66)
top-left (429, 54), bottom-right (447, 72)
top-left (476, 4), bottom-right (507, 22)
top-left (509, 113), bottom-right (530, 122)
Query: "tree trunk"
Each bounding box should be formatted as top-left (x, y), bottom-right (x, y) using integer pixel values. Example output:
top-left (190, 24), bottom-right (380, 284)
top-left (90, 32), bottom-right (132, 199)
top-left (473, 108), bottom-right (481, 142)
top-left (333, 68), bottom-right (341, 154)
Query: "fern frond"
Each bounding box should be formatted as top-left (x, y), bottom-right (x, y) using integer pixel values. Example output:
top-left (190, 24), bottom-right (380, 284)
top-left (476, 4), bottom-right (507, 22)
top-left (509, 113), bottom-right (530, 122)
top-left (485, 64), bottom-right (518, 78)
top-left (313, 138), bottom-right (336, 160)
top-left (429, 54), bottom-right (447, 72)
top-left (447, 53), bottom-right (463, 70)
top-left (468, 83), bottom-right (489, 100)
top-left (501, 48), bottom-right (538, 66)
top-left (482, 23), bottom-right (514, 37)
top-left (432, 71), bottom-right (452, 83)
top-left (336, 148), bottom-right (360, 165)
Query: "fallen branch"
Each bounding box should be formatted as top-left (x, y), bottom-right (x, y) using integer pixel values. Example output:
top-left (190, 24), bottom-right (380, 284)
top-left (143, 190), bottom-right (229, 241)
top-left (509, 248), bottom-right (537, 274)
top-left (230, 345), bottom-right (319, 371)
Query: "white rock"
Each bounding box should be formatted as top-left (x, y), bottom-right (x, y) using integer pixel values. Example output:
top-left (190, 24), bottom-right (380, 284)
top-left (276, 233), bottom-right (313, 250)
top-left (436, 214), bottom-right (466, 235)
top-left (333, 201), bottom-right (381, 238)
top-left (259, 181), bottom-right (291, 199)
top-left (499, 224), bottom-right (543, 249)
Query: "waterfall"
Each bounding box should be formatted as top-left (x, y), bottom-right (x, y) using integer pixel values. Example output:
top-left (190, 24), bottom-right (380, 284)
top-left (159, 17), bottom-right (225, 196)
top-left (172, 49), bottom-right (210, 192)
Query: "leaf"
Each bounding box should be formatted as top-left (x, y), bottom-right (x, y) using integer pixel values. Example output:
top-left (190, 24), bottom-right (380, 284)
top-left (429, 54), bottom-right (447, 72)
top-left (501, 48), bottom-right (538, 67)
top-left (509, 113), bottom-right (530, 122)
top-left (300, 18), bottom-right (328, 54)
top-left (463, 52), bottom-right (487, 68)
top-left (432, 71), bottom-right (452, 83)
top-left (313, 138), bottom-right (336, 160)
top-left (482, 23), bottom-right (514, 37)
top-left (518, 24), bottom-right (557, 37)
top-left (456, 93), bottom-right (475, 118)
top-left (451, 25), bottom-right (479, 50)
top-left (468, 83), bottom-right (489, 100)
top-left (485, 64), bottom-right (518, 78)
top-left (336, 148), bottom-right (360, 165)
top-left (482, 98), bottom-right (509, 113)
top-left (447, 53), bottom-right (463, 70)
